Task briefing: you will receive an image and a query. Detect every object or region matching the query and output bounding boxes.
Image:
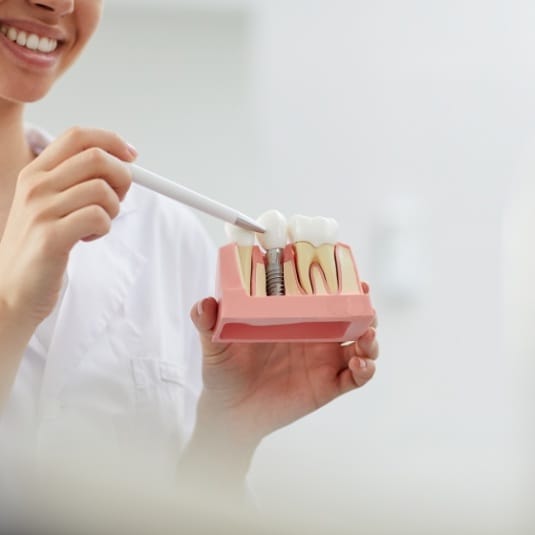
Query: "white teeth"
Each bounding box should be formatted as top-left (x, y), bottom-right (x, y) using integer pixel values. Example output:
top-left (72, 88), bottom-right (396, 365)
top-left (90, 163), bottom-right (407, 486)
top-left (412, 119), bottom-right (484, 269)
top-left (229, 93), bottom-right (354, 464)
top-left (287, 215), bottom-right (339, 246)
top-left (26, 34), bottom-right (39, 50)
top-left (16, 31), bottom-right (26, 46)
top-left (38, 37), bottom-right (50, 53)
top-left (1, 23), bottom-right (58, 54)
top-left (224, 222), bottom-right (255, 247)
top-left (45, 38), bottom-right (57, 52)
top-left (257, 210), bottom-right (288, 250)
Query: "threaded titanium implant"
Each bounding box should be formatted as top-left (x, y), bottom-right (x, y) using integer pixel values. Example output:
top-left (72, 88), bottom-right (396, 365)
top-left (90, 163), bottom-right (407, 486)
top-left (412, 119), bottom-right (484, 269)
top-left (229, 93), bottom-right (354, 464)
top-left (265, 248), bottom-right (285, 296)
top-left (256, 209), bottom-right (288, 297)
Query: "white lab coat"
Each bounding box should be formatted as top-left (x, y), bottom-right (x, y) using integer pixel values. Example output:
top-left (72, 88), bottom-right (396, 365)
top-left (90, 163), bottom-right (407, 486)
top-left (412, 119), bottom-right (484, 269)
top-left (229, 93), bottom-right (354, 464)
top-left (0, 129), bottom-right (217, 490)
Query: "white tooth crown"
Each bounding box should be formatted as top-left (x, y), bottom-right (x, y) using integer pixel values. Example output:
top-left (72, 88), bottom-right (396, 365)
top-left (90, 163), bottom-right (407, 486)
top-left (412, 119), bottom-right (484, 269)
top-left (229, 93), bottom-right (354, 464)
top-left (1, 24), bottom-right (58, 53)
top-left (257, 210), bottom-right (288, 250)
top-left (288, 215), bottom-right (339, 246)
top-left (224, 222), bottom-right (255, 247)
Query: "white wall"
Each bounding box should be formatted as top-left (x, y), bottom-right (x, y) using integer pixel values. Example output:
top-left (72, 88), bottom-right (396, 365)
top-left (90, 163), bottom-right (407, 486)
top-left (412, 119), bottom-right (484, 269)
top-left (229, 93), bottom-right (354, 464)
top-left (27, 2), bottom-right (534, 533)
top-left (249, 2), bottom-right (531, 533)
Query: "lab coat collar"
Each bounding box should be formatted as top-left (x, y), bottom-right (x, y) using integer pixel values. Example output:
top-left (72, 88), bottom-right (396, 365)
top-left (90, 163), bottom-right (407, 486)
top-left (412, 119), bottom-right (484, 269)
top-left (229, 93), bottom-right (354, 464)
top-left (38, 200), bottom-right (147, 418)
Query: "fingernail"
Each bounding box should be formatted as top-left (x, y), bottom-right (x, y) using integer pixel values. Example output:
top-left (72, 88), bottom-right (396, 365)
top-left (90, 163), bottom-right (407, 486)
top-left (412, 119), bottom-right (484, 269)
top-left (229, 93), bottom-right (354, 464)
top-left (359, 358), bottom-right (367, 369)
top-left (127, 143), bottom-right (138, 159)
top-left (196, 300), bottom-right (204, 317)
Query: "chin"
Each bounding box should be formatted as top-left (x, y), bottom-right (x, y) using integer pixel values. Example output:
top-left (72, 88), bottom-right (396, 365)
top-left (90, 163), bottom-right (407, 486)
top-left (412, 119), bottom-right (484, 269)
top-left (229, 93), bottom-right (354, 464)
top-left (1, 85), bottom-right (51, 104)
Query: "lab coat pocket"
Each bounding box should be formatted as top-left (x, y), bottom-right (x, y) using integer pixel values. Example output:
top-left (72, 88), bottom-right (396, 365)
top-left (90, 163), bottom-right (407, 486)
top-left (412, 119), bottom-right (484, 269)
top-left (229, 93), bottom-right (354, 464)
top-left (129, 358), bottom-right (187, 455)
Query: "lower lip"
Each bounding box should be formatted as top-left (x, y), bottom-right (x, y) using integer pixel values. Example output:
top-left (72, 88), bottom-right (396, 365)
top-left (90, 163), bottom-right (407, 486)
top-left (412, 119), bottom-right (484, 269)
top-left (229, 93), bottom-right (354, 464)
top-left (0, 32), bottom-right (59, 70)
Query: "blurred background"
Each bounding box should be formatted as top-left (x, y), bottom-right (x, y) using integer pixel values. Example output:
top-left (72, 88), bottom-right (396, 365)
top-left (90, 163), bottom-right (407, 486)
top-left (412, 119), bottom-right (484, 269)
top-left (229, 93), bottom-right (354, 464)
top-left (28, 0), bottom-right (534, 533)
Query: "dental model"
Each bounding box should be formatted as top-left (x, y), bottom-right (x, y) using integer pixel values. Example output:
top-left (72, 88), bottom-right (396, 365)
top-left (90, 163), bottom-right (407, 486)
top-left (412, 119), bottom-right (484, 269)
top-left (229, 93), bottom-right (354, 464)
top-left (215, 210), bottom-right (374, 342)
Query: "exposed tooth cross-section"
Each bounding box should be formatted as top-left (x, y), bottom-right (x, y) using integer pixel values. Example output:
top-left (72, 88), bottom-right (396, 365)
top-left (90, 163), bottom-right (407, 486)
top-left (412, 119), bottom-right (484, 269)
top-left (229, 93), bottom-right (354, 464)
top-left (288, 215), bottom-right (339, 294)
top-left (225, 222), bottom-right (255, 294)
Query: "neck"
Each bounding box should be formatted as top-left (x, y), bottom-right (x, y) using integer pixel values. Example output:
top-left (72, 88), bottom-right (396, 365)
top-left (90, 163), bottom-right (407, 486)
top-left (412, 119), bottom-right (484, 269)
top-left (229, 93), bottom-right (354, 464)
top-left (0, 100), bottom-right (33, 218)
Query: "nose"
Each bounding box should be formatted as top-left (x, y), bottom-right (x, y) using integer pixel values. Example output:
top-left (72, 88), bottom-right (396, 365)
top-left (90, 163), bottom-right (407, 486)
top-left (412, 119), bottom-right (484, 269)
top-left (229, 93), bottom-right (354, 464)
top-left (29, 0), bottom-right (74, 16)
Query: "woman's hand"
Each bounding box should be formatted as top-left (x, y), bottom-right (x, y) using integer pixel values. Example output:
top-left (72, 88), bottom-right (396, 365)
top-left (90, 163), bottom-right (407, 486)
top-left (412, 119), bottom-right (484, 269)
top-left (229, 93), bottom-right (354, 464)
top-left (0, 127), bottom-right (135, 328)
top-left (189, 284), bottom-right (378, 460)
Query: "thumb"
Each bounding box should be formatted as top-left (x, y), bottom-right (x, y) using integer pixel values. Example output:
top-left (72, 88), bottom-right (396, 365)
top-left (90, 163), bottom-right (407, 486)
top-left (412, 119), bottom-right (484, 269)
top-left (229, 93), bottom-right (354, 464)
top-left (190, 297), bottom-right (230, 358)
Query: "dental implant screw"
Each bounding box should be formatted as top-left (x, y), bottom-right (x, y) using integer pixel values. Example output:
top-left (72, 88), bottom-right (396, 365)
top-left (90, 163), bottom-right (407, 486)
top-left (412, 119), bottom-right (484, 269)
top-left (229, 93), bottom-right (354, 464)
top-left (265, 248), bottom-right (285, 296)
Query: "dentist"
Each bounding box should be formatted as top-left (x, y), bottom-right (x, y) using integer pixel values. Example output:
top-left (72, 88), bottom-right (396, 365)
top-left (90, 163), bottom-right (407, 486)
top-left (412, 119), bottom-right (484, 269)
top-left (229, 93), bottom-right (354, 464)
top-left (0, 0), bottom-right (378, 507)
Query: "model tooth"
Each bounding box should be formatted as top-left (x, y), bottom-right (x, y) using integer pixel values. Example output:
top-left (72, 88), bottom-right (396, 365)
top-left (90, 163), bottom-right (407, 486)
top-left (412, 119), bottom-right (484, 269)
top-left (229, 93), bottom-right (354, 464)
top-left (256, 210), bottom-right (288, 250)
top-left (225, 222), bottom-right (255, 247)
top-left (288, 215), bottom-right (340, 294)
top-left (336, 244), bottom-right (361, 294)
top-left (225, 222), bottom-right (255, 294)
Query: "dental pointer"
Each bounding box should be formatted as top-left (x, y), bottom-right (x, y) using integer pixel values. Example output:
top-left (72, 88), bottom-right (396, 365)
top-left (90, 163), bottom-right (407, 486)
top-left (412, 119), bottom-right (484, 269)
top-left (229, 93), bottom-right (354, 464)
top-left (129, 164), bottom-right (265, 234)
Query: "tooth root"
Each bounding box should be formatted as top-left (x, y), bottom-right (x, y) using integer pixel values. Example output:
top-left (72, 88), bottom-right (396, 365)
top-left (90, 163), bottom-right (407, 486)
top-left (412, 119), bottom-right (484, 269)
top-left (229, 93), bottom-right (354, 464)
top-left (310, 264), bottom-right (329, 295)
top-left (282, 244), bottom-right (303, 296)
top-left (250, 246), bottom-right (267, 297)
top-left (294, 242), bottom-right (316, 294)
top-left (336, 245), bottom-right (361, 294)
top-left (283, 261), bottom-right (302, 295)
top-left (316, 244), bottom-right (338, 294)
top-left (234, 246), bottom-right (253, 295)
top-left (254, 263), bottom-right (267, 297)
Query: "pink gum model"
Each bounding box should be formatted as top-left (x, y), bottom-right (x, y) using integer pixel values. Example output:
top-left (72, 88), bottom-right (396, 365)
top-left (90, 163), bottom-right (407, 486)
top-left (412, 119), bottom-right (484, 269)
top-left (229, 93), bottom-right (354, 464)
top-left (212, 243), bottom-right (375, 343)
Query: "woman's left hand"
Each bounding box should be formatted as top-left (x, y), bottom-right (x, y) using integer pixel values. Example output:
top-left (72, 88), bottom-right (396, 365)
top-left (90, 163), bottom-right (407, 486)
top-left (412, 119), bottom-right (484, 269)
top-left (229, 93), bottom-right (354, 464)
top-left (189, 293), bottom-right (378, 450)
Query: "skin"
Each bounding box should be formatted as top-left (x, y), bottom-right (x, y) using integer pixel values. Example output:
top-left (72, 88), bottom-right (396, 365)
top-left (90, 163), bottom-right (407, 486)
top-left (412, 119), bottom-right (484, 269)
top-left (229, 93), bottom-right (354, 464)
top-left (0, 0), bottom-right (379, 492)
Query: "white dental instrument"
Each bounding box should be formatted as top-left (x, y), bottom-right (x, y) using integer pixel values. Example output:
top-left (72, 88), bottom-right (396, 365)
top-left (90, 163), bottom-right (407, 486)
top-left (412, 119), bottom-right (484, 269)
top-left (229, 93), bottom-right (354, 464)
top-left (130, 164), bottom-right (265, 233)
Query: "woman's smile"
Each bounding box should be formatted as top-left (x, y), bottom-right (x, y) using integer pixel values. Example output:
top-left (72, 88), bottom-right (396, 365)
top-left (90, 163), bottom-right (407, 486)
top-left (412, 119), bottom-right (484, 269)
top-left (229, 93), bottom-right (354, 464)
top-left (0, 19), bottom-right (64, 70)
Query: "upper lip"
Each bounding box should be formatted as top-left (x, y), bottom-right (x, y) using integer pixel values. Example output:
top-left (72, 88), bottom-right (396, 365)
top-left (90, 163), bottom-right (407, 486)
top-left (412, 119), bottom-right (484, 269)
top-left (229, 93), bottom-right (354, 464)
top-left (0, 18), bottom-right (67, 42)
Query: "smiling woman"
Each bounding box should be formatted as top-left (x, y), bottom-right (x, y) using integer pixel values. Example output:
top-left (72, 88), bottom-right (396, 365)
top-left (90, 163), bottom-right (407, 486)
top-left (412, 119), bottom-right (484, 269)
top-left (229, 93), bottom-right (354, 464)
top-left (0, 1), bottom-right (378, 532)
top-left (0, 0), bottom-right (101, 103)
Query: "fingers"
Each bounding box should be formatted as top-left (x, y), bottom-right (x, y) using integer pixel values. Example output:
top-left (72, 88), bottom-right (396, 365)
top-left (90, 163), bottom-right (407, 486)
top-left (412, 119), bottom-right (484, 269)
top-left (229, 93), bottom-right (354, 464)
top-left (342, 327), bottom-right (379, 362)
top-left (356, 327), bottom-right (379, 360)
top-left (348, 357), bottom-right (376, 388)
top-left (361, 280), bottom-right (378, 329)
top-left (58, 205), bottom-right (114, 248)
top-left (337, 357), bottom-right (376, 395)
top-left (13, 127), bottom-right (135, 248)
top-left (190, 297), bottom-right (230, 359)
top-left (47, 179), bottom-right (121, 222)
top-left (49, 147), bottom-right (132, 200)
top-left (30, 126), bottom-right (137, 172)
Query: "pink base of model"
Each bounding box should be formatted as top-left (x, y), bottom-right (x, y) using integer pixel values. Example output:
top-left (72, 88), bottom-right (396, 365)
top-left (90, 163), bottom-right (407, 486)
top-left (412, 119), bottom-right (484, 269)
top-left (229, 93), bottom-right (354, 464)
top-left (212, 244), bottom-right (375, 343)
